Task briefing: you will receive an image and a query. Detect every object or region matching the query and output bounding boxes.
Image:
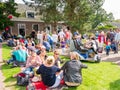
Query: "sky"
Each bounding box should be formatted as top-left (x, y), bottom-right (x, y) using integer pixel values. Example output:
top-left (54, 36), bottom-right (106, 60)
top-left (14, 0), bottom-right (120, 20)
top-left (102, 0), bottom-right (120, 20)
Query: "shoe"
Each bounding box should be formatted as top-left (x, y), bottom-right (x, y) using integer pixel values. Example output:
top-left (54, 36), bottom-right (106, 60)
top-left (3, 60), bottom-right (10, 65)
top-left (11, 64), bottom-right (17, 68)
top-left (6, 61), bottom-right (10, 65)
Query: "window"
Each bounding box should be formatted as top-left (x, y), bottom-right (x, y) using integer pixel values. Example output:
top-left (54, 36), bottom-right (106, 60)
top-left (26, 10), bottom-right (35, 18)
top-left (18, 24), bottom-right (26, 36)
top-left (32, 24), bottom-right (39, 31)
top-left (57, 25), bottom-right (62, 33)
top-left (46, 25), bottom-right (51, 34)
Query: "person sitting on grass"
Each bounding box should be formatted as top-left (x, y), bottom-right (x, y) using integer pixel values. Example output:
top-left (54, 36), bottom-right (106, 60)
top-left (61, 51), bottom-right (87, 86)
top-left (12, 45), bottom-right (28, 67)
top-left (36, 56), bottom-right (63, 88)
top-left (22, 50), bottom-right (42, 75)
top-left (53, 50), bottom-right (61, 68)
top-left (13, 50), bottom-right (42, 78)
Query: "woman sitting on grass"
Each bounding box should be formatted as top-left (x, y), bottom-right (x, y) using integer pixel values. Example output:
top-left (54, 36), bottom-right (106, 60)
top-left (61, 51), bottom-right (87, 86)
top-left (22, 50), bottom-right (42, 75)
top-left (36, 56), bottom-right (63, 88)
top-left (13, 50), bottom-right (42, 77)
top-left (53, 50), bottom-right (61, 68)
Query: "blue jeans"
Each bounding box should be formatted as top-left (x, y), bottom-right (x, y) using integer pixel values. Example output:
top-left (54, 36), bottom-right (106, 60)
top-left (7, 55), bottom-right (16, 64)
top-left (23, 67), bottom-right (34, 75)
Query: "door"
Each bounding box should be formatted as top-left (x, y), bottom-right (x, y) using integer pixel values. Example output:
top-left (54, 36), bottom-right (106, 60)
top-left (18, 24), bottom-right (26, 37)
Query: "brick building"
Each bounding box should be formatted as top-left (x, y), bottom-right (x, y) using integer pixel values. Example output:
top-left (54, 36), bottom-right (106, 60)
top-left (10, 4), bottom-right (64, 37)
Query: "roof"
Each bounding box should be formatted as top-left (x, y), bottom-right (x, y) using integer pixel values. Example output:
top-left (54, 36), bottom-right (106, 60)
top-left (110, 22), bottom-right (120, 28)
top-left (16, 4), bottom-right (36, 13)
top-left (11, 17), bottom-right (44, 22)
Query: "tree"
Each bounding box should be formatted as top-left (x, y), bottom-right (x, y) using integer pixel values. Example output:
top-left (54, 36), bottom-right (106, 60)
top-left (41, 0), bottom-right (62, 30)
top-left (23, 0), bottom-right (114, 32)
top-left (0, 0), bottom-right (19, 31)
top-left (62, 0), bottom-right (107, 32)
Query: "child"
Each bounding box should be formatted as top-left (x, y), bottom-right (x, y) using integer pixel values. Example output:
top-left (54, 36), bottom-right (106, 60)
top-left (60, 38), bottom-right (66, 54)
top-left (105, 39), bottom-right (111, 55)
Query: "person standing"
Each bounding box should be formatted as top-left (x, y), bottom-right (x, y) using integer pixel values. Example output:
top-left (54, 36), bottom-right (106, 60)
top-left (30, 30), bottom-right (36, 40)
top-left (114, 29), bottom-right (120, 53)
top-left (52, 30), bottom-right (58, 50)
top-left (37, 31), bottom-right (44, 44)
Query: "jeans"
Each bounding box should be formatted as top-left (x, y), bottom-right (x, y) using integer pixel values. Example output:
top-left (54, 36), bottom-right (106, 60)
top-left (50, 72), bottom-right (63, 88)
top-left (23, 67), bottom-right (34, 75)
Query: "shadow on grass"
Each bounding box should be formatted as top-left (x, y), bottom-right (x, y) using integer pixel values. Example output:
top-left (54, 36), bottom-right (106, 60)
top-left (109, 79), bottom-right (120, 90)
top-left (2, 44), bottom-right (12, 49)
top-left (81, 60), bottom-right (99, 64)
top-left (4, 76), bottom-right (26, 90)
top-left (66, 86), bottom-right (77, 90)
top-left (4, 76), bottom-right (16, 83)
top-left (2, 64), bottom-right (12, 69)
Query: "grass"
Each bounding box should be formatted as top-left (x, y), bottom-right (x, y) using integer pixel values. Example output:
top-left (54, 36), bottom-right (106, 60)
top-left (2, 44), bottom-right (120, 90)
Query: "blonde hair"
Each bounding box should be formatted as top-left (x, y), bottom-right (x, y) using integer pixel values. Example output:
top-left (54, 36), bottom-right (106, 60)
top-left (46, 56), bottom-right (55, 65)
top-left (70, 52), bottom-right (79, 60)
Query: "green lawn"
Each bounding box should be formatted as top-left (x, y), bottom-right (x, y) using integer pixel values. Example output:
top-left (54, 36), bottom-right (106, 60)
top-left (2, 44), bottom-right (120, 90)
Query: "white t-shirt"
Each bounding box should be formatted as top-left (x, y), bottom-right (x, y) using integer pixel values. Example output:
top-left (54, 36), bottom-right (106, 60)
top-left (58, 31), bottom-right (65, 39)
top-left (52, 34), bottom-right (58, 43)
top-left (37, 34), bottom-right (43, 44)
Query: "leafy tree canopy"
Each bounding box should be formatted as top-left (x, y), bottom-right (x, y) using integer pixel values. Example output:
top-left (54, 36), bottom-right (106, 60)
top-left (23, 0), bottom-right (114, 32)
top-left (0, 0), bottom-right (19, 31)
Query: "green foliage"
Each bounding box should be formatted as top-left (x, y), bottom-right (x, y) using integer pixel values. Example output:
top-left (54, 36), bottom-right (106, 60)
top-left (0, 1), bottom-right (20, 31)
top-left (22, 0), bottom-right (114, 32)
top-left (97, 24), bottom-right (117, 30)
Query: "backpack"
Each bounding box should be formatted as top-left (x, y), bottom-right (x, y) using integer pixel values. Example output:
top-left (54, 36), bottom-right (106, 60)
top-left (16, 73), bottom-right (29, 86)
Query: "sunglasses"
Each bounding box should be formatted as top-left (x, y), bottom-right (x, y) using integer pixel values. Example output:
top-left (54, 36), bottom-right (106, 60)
top-left (54, 53), bottom-right (59, 55)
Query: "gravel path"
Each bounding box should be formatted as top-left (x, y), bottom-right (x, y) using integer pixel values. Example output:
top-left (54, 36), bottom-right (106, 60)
top-left (101, 51), bottom-right (120, 65)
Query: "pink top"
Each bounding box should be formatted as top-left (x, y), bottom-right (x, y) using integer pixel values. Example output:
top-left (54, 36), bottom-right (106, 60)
top-left (26, 55), bottom-right (42, 68)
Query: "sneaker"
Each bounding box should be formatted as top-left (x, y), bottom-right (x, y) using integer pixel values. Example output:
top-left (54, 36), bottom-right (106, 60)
top-left (11, 64), bottom-right (17, 68)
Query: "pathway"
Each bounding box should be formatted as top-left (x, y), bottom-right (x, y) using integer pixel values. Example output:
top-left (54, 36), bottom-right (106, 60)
top-left (0, 43), bottom-right (10, 90)
top-left (100, 50), bottom-right (120, 65)
top-left (0, 43), bottom-right (6, 90)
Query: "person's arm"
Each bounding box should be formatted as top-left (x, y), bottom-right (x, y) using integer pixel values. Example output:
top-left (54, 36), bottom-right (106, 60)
top-left (80, 62), bottom-right (88, 68)
top-left (36, 66), bottom-right (41, 74)
top-left (57, 60), bottom-right (61, 68)
top-left (25, 57), bottom-right (31, 68)
top-left (61, 61), bottom-right (68, 70)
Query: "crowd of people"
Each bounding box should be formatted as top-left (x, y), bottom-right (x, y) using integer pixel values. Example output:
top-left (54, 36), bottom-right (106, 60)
top-left (2, 26), bottom-right (120, 89)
